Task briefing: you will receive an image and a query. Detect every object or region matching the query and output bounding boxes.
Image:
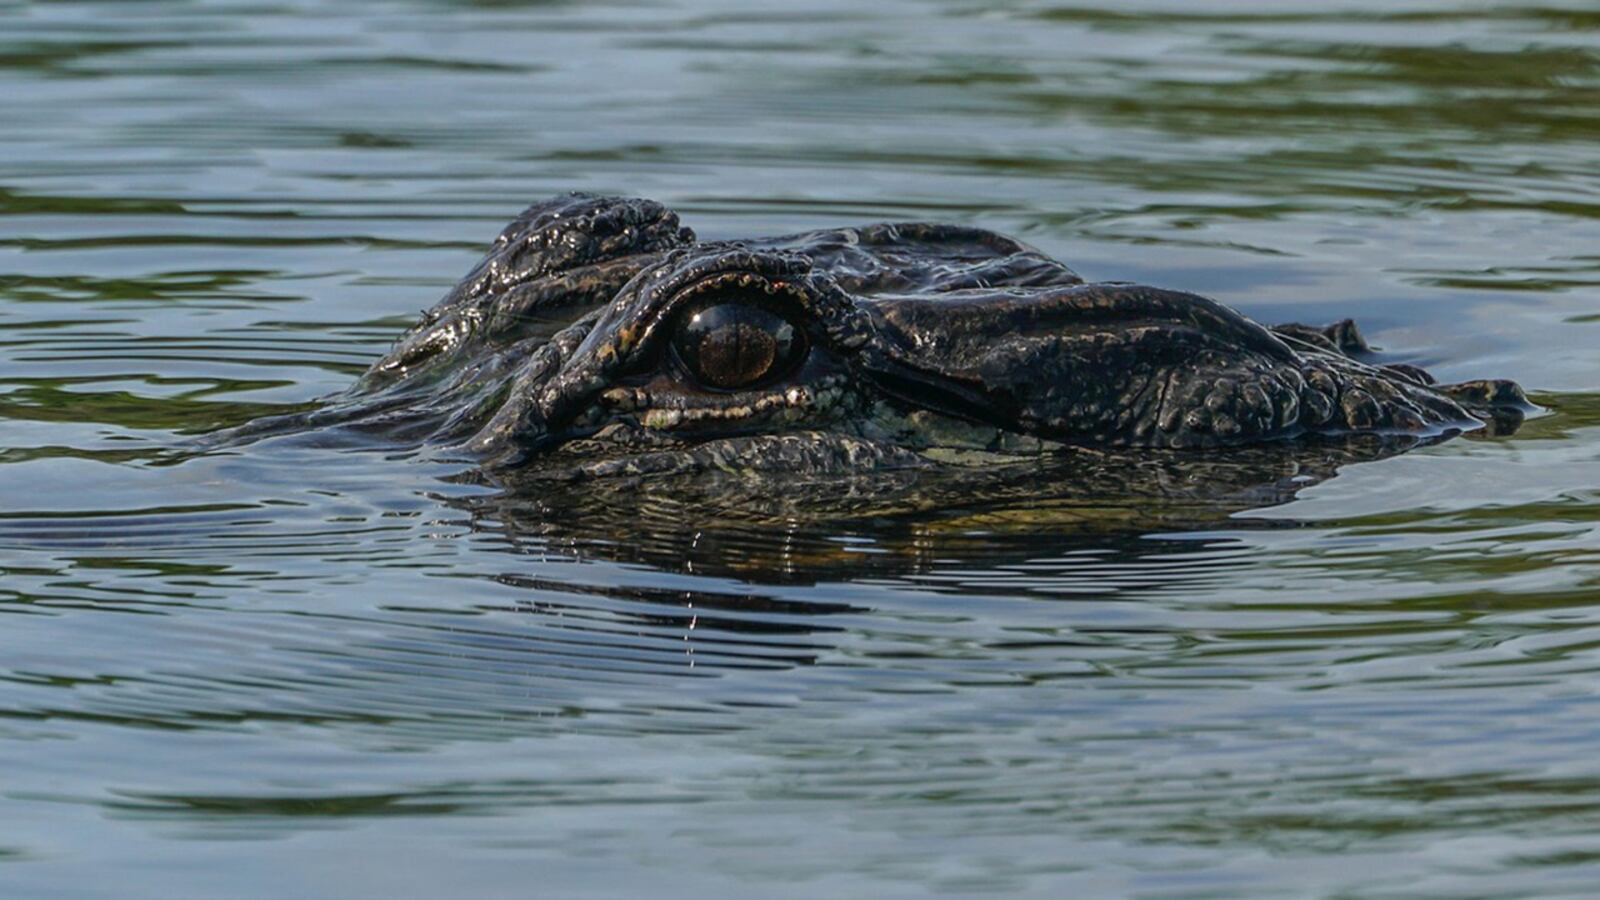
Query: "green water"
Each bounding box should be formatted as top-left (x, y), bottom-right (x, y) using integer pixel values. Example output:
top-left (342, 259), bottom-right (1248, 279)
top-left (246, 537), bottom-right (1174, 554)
top-left (3, 1), bottom-right (1599, 896)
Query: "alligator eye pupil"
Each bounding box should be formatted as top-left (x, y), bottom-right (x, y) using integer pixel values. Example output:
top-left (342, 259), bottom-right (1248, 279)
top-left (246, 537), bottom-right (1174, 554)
top-left (673, 302), bottom-right (804, 390)
top-left (697, 322), bottom-right (777, 389)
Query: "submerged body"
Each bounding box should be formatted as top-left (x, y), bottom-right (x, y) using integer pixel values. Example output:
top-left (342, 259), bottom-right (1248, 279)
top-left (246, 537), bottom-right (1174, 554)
top-left (238, 194), bottom-right (1528, 482)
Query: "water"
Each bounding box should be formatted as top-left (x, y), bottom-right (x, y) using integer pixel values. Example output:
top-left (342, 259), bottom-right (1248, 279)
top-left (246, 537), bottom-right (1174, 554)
top-left (3, 0), bottom-right (1600, 895)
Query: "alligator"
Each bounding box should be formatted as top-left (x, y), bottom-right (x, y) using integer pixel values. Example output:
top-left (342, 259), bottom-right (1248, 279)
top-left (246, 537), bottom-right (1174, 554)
top-left (235, 194), bottom-right (1528, 486)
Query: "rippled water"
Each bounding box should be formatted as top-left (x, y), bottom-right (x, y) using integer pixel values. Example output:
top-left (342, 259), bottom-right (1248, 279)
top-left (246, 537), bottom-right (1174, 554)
top-left (4, 0), bottom-right (1600, 895)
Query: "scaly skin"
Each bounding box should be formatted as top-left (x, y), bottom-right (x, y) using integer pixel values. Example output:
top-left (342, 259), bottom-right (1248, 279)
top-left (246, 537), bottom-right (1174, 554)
top-left (231, 193), bottom-right (1529, 479)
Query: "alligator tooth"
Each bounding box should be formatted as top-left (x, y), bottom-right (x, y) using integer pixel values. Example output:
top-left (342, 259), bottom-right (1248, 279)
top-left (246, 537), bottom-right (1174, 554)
top-left (643, 409), bottom-right (683, 429)
top-left (599, 387), bottom-right (640, 411)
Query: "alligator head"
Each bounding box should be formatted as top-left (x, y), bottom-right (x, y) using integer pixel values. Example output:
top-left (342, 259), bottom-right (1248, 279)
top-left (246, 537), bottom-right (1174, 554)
top-left (236, 194), bottom-right (1528, 487)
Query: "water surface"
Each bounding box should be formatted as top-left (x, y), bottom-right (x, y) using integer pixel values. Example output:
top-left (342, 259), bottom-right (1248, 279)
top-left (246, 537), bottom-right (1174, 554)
top-left (3, 0), bottom-right (1600, 896)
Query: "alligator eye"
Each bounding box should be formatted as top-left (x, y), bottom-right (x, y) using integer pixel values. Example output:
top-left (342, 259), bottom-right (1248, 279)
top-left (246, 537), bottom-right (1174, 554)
top-left (672, 303), bottom-right (806, 391)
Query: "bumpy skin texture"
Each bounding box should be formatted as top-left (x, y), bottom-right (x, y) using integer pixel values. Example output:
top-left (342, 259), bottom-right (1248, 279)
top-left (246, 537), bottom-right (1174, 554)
top-left (262, 194), bottom-right (1528, 476)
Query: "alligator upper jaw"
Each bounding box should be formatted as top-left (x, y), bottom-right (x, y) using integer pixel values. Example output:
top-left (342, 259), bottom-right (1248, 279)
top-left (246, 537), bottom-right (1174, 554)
top-left (856, 283), bottom-right (1301, 445)
top-left (867, 282), bottom-right (1296, 365)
